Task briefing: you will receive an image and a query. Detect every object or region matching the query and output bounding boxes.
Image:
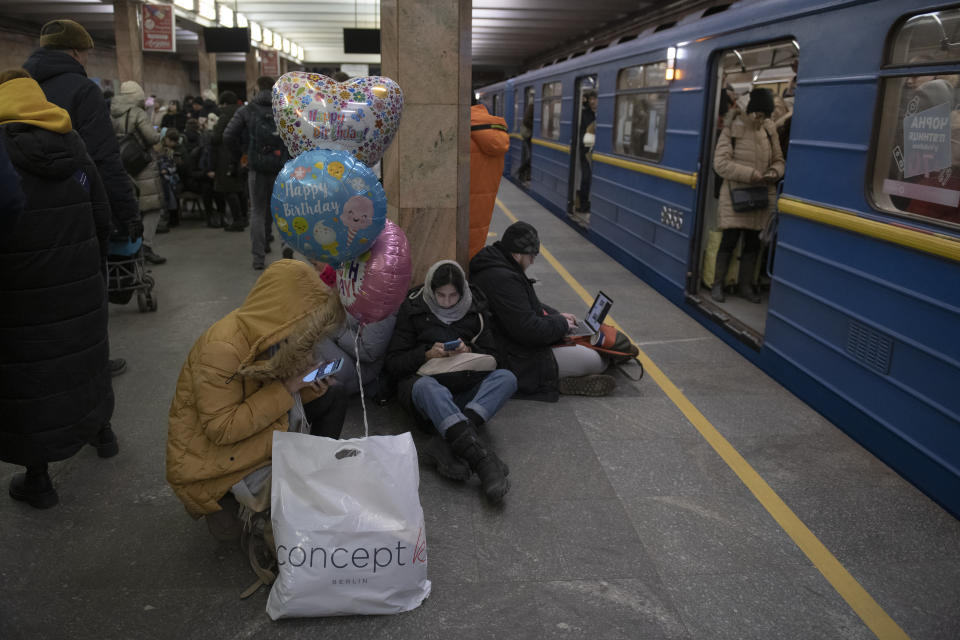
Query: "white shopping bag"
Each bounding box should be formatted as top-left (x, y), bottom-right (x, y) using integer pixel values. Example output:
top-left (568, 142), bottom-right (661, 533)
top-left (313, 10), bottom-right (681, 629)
top-left (266, 431), bottom-right (431, 619)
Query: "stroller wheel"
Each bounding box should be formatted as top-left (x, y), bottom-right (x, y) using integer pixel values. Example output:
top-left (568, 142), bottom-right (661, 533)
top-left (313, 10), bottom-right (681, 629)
top-left (146, 291), bottom-right (158, 312)
top-left (137, 290), bottom-right (149, 312)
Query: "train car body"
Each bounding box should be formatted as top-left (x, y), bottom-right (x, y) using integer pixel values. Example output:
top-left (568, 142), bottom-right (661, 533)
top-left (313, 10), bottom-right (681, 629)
top-left (479, 0), bottom-right (960, 517)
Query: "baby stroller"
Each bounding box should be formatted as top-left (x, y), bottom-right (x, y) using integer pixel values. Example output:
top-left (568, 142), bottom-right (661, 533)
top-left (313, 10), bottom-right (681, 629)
top-left (107, 237), bottom-right (157, 312)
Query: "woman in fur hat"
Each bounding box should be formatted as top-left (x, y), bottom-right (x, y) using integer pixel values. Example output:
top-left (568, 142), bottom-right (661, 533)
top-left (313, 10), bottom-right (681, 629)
top-left (166, 260), bottom-right (347, 528)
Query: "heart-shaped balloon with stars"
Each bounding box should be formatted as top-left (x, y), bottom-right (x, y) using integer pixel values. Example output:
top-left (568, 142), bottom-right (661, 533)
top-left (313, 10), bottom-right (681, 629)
top-left (272, 71), bottom-right (403, 168)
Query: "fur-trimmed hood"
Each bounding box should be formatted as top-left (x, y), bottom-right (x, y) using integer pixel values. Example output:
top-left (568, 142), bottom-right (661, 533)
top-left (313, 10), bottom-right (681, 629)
top-left (234, 259), bottom-right (345, 381)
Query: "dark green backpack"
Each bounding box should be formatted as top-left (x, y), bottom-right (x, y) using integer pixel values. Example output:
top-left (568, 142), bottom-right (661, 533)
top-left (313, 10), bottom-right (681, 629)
top-left (248, 106), bottom-right (287, 174)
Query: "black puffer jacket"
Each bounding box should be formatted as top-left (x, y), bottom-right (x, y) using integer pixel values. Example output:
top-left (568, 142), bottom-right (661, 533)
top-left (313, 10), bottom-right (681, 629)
top-left (385, 284), bottom-right (500, 425)
top-left (0, 124), bottom-right (114, 465)
top-left (23, 48), bottom-right (140, 239)
top-left (469, 242), bottom-right (569, 401)
top-left (211, 103), bottom-right (243, 193)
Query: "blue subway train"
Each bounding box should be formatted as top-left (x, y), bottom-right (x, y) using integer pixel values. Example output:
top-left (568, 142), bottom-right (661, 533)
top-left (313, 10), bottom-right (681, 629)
top-left (478, 0), bottom-right (960, 517)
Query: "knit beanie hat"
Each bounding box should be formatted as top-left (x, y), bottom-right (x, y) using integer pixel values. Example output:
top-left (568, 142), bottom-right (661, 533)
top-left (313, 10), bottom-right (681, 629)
top-left (746, 88), bottom-right (775, 117)
top-left (500, 221), bottom-right (540, 255)
top-left (40, 19), bottom-right (94, 50)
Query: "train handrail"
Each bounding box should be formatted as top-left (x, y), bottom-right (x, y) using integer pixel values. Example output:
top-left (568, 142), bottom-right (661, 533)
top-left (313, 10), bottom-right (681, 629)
top-left (778, 196), bottom-right (960, 263)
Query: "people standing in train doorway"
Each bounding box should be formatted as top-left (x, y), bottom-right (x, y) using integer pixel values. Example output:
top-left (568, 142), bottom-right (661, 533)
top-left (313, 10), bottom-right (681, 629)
top-left (711, 87), bottom-right (784, 303)
top-left (576, 90), bottom-right (598, 213)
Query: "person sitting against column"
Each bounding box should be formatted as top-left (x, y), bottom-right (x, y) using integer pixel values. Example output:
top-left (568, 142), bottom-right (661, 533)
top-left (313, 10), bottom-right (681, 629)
top-left (469, 220), bottom-right (616, 400)
top-left (166, 260), bottom-right (348, 538)
top-left (385, 260), bottom-right (515, 504)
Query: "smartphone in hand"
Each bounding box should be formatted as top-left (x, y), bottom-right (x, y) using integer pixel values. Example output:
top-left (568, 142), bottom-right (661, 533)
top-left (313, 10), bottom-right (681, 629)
top-left (442, 339), bottom-right (462, 351)
top-left (302, 358), bottom-right (344, 383)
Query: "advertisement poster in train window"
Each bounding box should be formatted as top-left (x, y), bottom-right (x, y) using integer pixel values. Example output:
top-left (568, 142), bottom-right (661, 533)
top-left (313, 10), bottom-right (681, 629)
top-left (142, 4), bottom-right (175, 52)
top-left (902, 101), bottom-right (951, 178)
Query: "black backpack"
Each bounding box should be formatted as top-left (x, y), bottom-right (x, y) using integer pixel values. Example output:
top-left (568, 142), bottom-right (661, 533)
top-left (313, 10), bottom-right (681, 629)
top-left (248, 106), bottom-right (287, 174)
top-left (118, 110), bottom-right (152, 176)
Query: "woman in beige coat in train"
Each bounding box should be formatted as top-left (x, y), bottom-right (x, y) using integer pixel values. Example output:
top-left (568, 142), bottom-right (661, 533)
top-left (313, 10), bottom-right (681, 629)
top-left (712, 87), bottom-right (784, 303)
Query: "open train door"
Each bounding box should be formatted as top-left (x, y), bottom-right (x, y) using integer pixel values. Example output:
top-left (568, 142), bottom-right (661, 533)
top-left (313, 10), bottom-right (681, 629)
top-left (687, 40), bottom-right (799, 348)
top-left (567, 74), bottom-right (597, 228)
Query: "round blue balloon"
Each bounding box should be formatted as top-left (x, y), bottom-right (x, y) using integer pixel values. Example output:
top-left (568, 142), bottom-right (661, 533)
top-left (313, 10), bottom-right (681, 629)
top-left (271, 149), bottom-right (387, 266)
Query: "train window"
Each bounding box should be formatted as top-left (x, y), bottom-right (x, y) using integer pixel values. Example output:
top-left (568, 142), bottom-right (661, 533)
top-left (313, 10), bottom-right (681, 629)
top-left (541, 81), bottom-right (562, 140)
top-left (613, 63), bottom-right (670, 161)
top-left (869, 9), bottom-right (960, 229)
top-left (889, 8), bottom-right (960, 65)
top-left (492, 93), bottom-right (502, 117)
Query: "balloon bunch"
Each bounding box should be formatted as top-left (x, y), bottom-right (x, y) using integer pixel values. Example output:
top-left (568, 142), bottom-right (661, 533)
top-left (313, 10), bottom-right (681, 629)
top-left (270, 72), bottom-right (411, 323)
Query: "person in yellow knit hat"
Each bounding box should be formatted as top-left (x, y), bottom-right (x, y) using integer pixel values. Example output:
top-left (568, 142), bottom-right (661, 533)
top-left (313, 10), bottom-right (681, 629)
top-left (0, 69), bottom-right (114, 509)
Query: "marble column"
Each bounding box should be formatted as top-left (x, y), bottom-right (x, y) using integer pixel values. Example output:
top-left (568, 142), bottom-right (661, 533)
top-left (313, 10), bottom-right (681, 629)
top-left (381, 0), bottom-right (471, 283)
top-left (245, 47), bottom-right (259, 101)
top-left (113, 0), bottom-right (143, 85)
top-left (197, 30), bottom-right (217, 99)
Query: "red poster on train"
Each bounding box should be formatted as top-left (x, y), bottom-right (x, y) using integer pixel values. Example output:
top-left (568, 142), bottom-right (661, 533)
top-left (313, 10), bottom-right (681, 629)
top-left (261, 50), bottom-right (280, 77)
top-left (142, 4), bottom-right (175, 53)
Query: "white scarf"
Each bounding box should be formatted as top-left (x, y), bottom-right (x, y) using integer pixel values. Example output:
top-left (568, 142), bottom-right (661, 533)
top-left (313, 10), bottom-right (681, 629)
top-left (419, 260), bottom-right (473, 325)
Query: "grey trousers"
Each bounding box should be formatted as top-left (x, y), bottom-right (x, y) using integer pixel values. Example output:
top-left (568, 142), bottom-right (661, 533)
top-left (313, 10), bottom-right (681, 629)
top-left (248, 171), bottom-right (275, 267)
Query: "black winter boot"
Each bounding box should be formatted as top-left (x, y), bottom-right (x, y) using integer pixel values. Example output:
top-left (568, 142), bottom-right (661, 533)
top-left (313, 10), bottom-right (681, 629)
top-left (445, 421), bottom-right (510, 503)
top-left (711, 251), bottom-right (731, 302)
top-left (737, 252), bottom-right (762, 303)
top-left (419, 434), bottom-right (471, 481)
top-left (90, 424), bottom-right (120, 458)
top-left (9, 464), bottom-right (58, 509)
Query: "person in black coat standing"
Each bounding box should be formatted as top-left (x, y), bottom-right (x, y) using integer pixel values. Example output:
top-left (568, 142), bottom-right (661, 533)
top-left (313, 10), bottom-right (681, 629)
top-left (22, 20), bottom-right (147, 264)
top-left (469, 221), bottom-right (615, 400)
top-left (385, 261), bottom-right (514, 504)
top-left (0, 70), bottom-right (116, 508)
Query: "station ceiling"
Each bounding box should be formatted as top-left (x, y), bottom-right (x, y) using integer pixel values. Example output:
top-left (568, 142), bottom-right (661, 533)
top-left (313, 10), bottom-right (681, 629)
top-left (0, 0), bottom-right (722, 71)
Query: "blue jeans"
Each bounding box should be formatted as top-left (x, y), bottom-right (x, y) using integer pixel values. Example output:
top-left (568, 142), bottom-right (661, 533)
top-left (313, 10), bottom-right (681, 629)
top-left (411, 370), bottom-right (517, 434)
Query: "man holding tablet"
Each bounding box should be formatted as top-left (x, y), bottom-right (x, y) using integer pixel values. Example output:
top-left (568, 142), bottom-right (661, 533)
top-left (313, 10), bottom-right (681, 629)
top-left (470, 221), bottom-right (615, 400)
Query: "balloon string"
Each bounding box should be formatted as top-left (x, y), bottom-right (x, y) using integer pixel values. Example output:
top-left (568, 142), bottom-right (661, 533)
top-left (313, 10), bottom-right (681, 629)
top-left (355, 323), bottom-right (369, 438)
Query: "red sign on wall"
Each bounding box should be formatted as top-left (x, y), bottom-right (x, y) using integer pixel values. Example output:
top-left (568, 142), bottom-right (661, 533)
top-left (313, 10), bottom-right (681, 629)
top-left (142, 4), bottom-right (176, 53)
top-left (261, 50), bottom-right (280, 77)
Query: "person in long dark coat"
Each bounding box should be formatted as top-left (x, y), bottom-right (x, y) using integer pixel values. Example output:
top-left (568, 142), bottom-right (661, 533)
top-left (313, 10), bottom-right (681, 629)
top-left (210, 91), bottom-right (245, 232)
top-left (0, 70), bottom-right (115, 509)
top-left (21, 19), bottom-right (145, 259)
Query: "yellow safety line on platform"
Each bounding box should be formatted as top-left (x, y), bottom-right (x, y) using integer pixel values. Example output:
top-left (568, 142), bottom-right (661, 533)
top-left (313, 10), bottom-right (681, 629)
top-left (779, 196), bottom-right (960, 263)
top-left (495, 198), bottom-right (911, 640)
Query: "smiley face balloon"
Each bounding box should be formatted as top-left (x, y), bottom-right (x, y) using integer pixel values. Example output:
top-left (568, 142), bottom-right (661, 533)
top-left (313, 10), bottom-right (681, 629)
top-left (271, 149), bottom-right (386, 265)
top-left (272, 72), bottom-right (404, 167)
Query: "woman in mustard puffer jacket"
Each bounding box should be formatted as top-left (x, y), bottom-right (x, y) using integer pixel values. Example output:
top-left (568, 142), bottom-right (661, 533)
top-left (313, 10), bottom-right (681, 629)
top-left (166, 260), bottom-right (346, 521)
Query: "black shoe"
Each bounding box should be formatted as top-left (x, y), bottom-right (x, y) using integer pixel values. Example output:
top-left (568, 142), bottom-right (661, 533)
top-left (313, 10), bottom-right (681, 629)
top-left (558, 374), bottom-right (616, 397)
top-left (265, 244), bottom-right (272, 254)
top-left (253, 263), bottom-right (265, 270)
top-left (142, 246), bottom-right (167, 265)
top-left (419, 434), bottom-right (471, 481)
top-left (9, 470), bottom-right (58, 509)
top-left (155, 223), bottom-right (170, 234)
top-left (109, 358), bottom-right (127, 377)
top-left (90, 425), bottom-right (119, 458)
top-left (282, 247), bottom-right (294, 259)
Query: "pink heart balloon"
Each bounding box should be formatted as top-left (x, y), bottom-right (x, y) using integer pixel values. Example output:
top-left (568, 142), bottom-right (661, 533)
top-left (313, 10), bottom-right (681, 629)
top-left (336, 220), bottom-right (412, 324)
top-left (272, 72), bottom-right (403, 167)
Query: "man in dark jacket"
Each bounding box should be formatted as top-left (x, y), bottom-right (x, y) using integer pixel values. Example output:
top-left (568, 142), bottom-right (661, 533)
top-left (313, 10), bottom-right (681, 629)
top-left (469, 220), bottom-right (615, 399)
top-left (224, 76), bottom-right (290, 269)
top-left (22, 20), bottom-right (155, 266)
top-left (0, 70), bottom-right (115, 508)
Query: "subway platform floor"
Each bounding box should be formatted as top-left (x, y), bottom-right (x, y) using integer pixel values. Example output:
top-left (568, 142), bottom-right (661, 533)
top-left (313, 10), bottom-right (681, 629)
top-left (1, 180), bottom-right (958, 639)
